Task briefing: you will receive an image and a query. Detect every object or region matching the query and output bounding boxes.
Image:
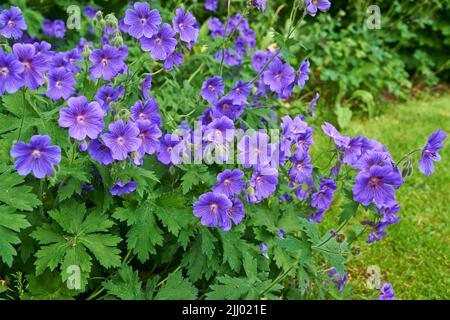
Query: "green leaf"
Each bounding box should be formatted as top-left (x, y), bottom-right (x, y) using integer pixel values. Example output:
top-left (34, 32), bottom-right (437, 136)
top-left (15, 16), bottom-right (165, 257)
top-left (155, 271), bottom-right (197, 300)
top-left (31, 201), bottom-right (121, 291)
top-left (23, 9), bottom-right (44, 37)
top-left (206, 275), bottom-right (281, 300)
top-left (153, 193), bottom-right (196, 236)
top-left (0, 173), bottom-right (41, 211)
top-left (298, 218), bottom-right (320, 243)
top-left (206, 276), bottom-right (253, 300)
top-left (335, 105), bottom-right (353, 129)
top-left (23, 271), bottom-right (78, 300)
top-left (339, 200), bottom-right (360, 224)
top-left (103, 264), bottom-right (146, 300)
top-left (180, 165), bottom-right (214, 194)
top-left (0, 205), bottom-right (31, 266)
top-left (113, 202), bottom-right (164, 263)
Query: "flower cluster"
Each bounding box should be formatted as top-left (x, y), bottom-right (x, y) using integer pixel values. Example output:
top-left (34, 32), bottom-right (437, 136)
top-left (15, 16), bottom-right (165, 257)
top-left (2, 1), bottom-right (446, 299)
top-left (42, 19), bottom-right (66, 38)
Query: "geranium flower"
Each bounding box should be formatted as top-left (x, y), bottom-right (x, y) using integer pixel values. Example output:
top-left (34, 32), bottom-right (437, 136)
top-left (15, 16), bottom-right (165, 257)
top-left (10, 135), bottom-right (61, 179)
top-left (200, 76), bottom-right (224, 103)
top-left (102, 120), bottom-right (141, 161)
top-left (140, 23), bottom-right (177, 61)
top-left (213, 169), bottom-right (246, 198)
top-left (0, 6), bottom-right (27, 39)
top-left (89, 45), bottom-right (126, 80)
top-left (0, 50), bottom-right (24, 95)
top-left (193, 192), bottom-right (232, 231)
top-left (172, 8), bottom-right (198, 44)
top-left (419, 129), bottom-right (446, 176)
top-left (46, 68), bottom-right (76, 101)
top-left (124, 2), bottom-right (162, 39)
top-left (58, 96), bottom-right (104, 141)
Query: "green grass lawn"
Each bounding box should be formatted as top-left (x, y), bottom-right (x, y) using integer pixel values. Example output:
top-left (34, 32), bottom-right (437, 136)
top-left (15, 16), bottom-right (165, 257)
top-left (327, 93), bottom-right (450, 300)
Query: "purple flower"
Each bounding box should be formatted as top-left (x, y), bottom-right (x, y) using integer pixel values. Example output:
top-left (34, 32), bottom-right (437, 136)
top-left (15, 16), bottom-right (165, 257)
top-left (321, 122), bottom-right (347, 148)
top-left (419, 129), bottom-right (446, 176)
top-left (124, 2), bottom-right (162, 39)
top-left (50, 52), bottom-right (68, 70)
top-left (208, 18), bottom-right (223, 38)
top-left (201, 76), bottom-right (224, 103)
top-left (211, 97), bottom-right (245, 121)
top-left (42, 19), bottom-right (53, 36)
top-left (0, 50), bottom-right (24, 95)
top-left (0, 6), bottom-right (27, 39)
top-left (310, 92), bottom-right (319, 116)
top-left (297, 59), bottom-right (310, 88)
top-left (379, 283), bottom-right (395, 300)
top-left (229, 80), bottom-right (252, 105)
top-left (295, 186), bottom-right (311, 201)
top-left (33, 41), bottom-right (53, 62)
top-left (136, 119), bottom-right (161, 156)
top-left (213, 169), bottom-right (246, 198)
top-left (83, 5), bottom-right (99, 19)
top-left (140, 23), bottom-right (177, 61)
top-left (366, 204), bottom-right (401, 243)
top-left (140, 75), bottom-right (152, 99)
top-left (234, 36), bottom-right (248, 56)
top-left (305, 0), bottom-right (331, 17)
top-left (102, 120), bottom-right (142, 161)
top-left (205, 116), bottom-right (235, 143)
top-left (52, 20), bottom-right (66, 38)
top-left (163, 51), bottom-right (184, 71)
top-left (204, 0), bottom-right (219, 11)
top-left (95, 84), bottom-right (125, 111)
top-left (251, 0), bottom-right (267, 12)
top-left (289, 151), bottom-right (313, 184)
top-left (227, 198), bottom-right (245, 226)
top-left (58, 96), bottom-right (104, 141)
top-left (252, 50), bottom-right (268, 72)
top-left (193, 192), bottom-right (232, 231)
top-left (130, 98), bottom-right (161, 126)
top-left (250, 167), bottom-right (278, 203)
top-left (296, 126), bottom-right (315, 155)
top-left (172, 8), bottom-right (198, 44)
top-left (65, 49), bottom-right (82, 73)
top-left (259, 243), bottom-right (269, 258)
top-left (341, 136), bottom-right (364, 165)
top-left (10, 135), bottom-right (61, 179)
top-left (13, 43), bottom-right (46, 90)
top-left (46, 68), bottom-right (76, 101)
top-left (110, 180), bottom-right (138, 196)
top-left (88, 139), bottom-right (114, 165)
top-left (353, 165), bottom-right (403, 207)
top-left (311, 178), bottom-right (337, 214)
top-left (329, 268), bottom-right (348, 293)
top-left (215, 49), bottom-right (242, 67)
top-left (278, 229), bottom-right (285, 238)
top-left (263, 58), bottom-right (295, 94)
top-left (237, 132), bottom-right (275, 169)
top-left (89, 45), bottom-right (126, 81)
top-left (157, 133), bottom-right (185, 165)
top-left (353, 151), bottom-right (392, 171)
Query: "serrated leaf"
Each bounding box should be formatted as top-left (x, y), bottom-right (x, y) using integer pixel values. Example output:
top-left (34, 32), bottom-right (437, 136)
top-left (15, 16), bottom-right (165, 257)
top-left (103, 264), bottom-right (145, 300)
top-left (0, 173), bottom-right (41, 211)
top-left (0, 205), bottom-right (31, 266)
top-left (31, 200), bottom-right (121, 291)
top-left (113, 202), bottom-right (163, 263)
top-left (155, 271), bottom-right (197, 300)
top-left (339, 200), bottom-right (360, 224)
top-left (180, 165), bottom-right (214, 194)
